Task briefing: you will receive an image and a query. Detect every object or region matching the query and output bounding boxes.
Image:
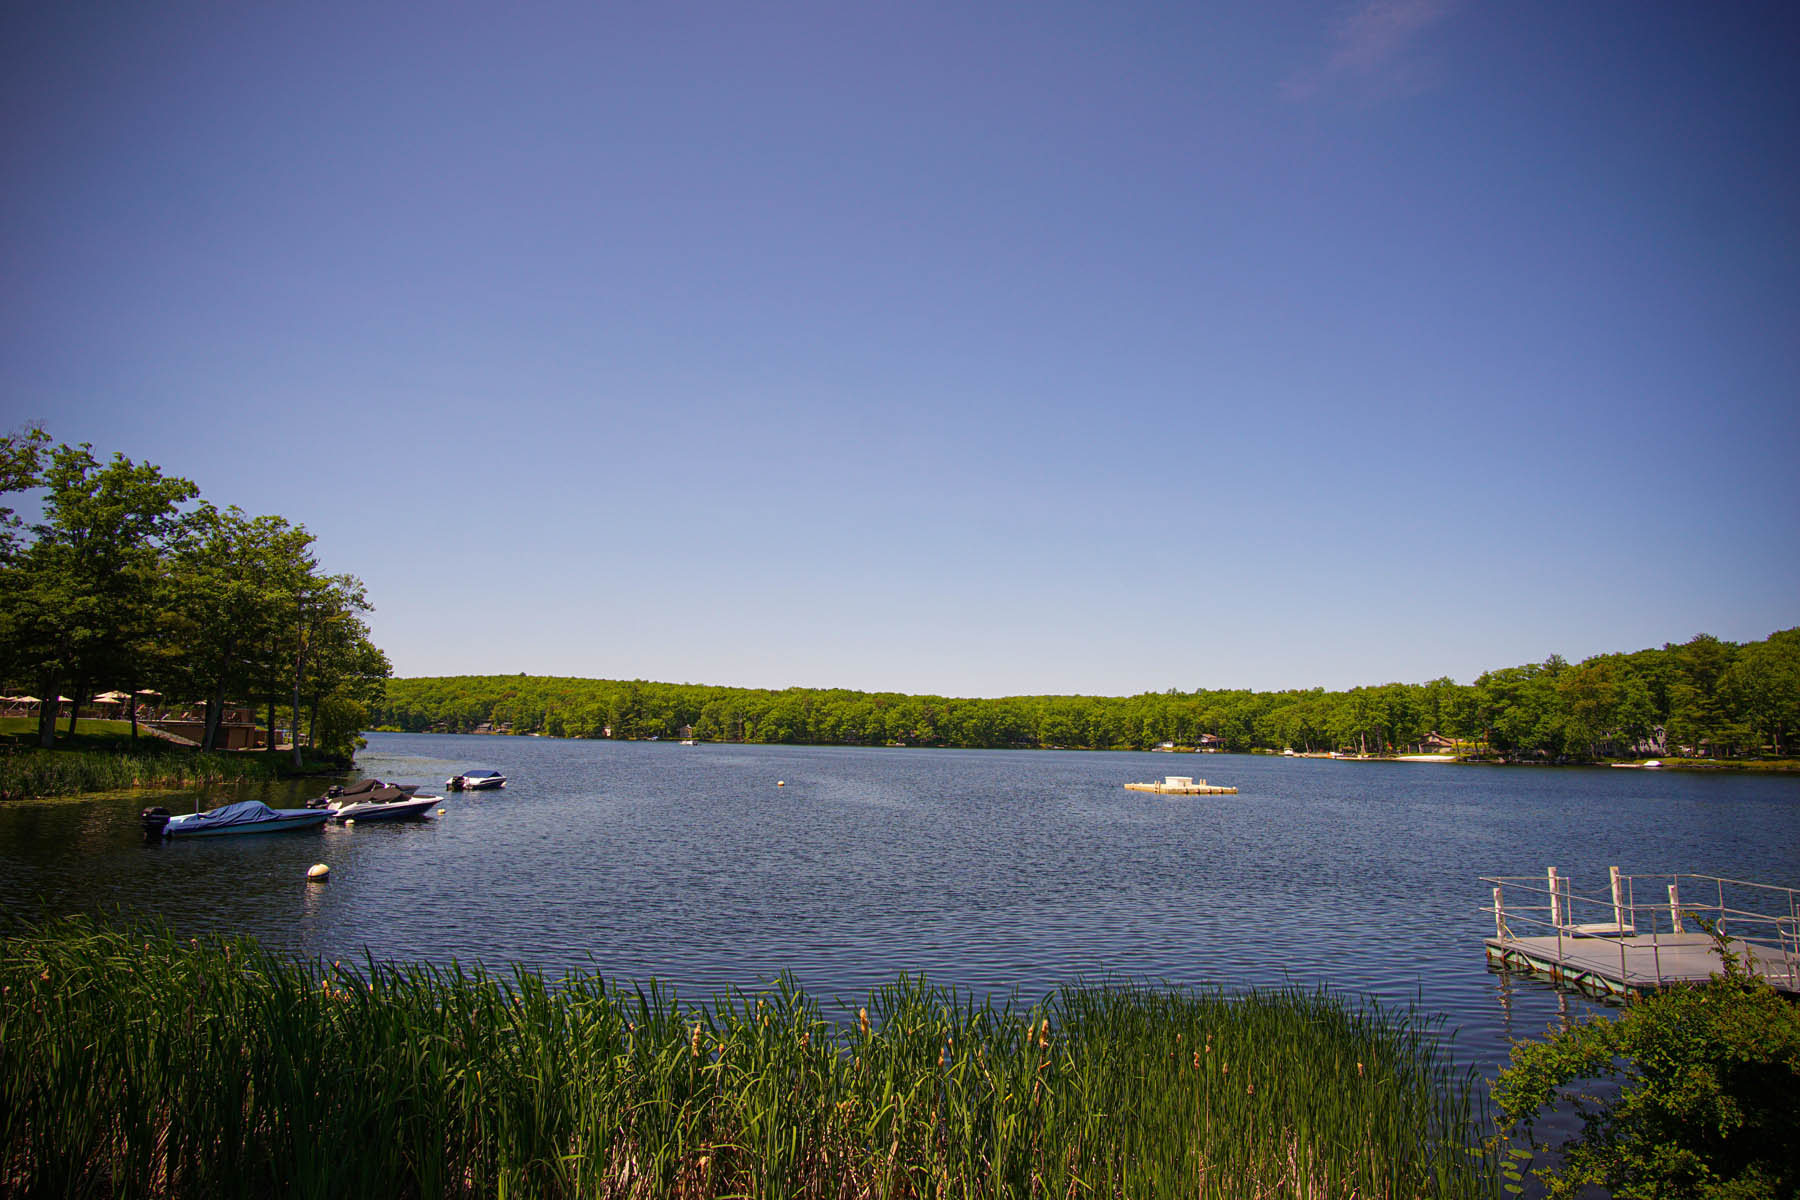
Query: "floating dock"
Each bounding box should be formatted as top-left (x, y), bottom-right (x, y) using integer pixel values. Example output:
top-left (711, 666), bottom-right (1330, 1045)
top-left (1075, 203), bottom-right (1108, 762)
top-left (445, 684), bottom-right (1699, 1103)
top-left (1482, 867), bottom-right (1799, 997)
top-left (1125, 775), bottom-right (1237, 795)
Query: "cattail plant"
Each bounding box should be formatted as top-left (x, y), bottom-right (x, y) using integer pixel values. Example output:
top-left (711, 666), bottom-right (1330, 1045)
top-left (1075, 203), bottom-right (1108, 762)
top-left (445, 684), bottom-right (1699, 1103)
top-left (0, 915), bottom-right (1501, 1198)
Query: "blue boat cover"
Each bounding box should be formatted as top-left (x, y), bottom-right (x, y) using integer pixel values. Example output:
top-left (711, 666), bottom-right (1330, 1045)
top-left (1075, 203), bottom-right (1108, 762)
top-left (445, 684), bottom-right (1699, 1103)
top-left (172, 800), bottom-right (295, 831)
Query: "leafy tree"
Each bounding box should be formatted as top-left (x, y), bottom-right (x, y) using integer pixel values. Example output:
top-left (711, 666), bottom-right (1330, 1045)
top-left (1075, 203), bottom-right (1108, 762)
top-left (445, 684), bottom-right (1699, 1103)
top-left (1666, 634), bottom-right (1741, 756)
top-left (1722, 630), bottom-right (1800, 755)
top-left (164, 505), bottom-right (303, 749)
top-left (0, 427), bottom-right (50, 559)
top-left (0, 442), bottom-right (197, 746)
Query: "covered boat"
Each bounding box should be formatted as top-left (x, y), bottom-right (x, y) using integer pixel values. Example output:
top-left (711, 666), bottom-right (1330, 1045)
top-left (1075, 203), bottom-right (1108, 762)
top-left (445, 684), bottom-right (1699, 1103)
top-left (447, 770), bottom-right (506, 791)
top-left (144, 800), bottom-right (329, 839)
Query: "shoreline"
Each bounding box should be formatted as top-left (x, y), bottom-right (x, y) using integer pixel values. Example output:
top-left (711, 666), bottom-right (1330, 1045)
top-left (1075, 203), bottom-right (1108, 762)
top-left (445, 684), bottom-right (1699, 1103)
top-left (365, 730), bottom-right (1800, 773)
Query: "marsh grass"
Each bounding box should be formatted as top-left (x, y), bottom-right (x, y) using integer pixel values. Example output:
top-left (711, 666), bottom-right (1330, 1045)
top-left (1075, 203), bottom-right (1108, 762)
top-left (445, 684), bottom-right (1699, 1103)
top-left (1, 917), bottom-right (1500, 1198)
top-left (0, 745), bottom-right (303, 801)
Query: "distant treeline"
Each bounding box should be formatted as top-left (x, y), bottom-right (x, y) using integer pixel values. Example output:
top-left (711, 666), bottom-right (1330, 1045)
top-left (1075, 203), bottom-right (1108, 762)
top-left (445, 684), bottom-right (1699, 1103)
top-left (377, 629), bottom-right (1799, 761)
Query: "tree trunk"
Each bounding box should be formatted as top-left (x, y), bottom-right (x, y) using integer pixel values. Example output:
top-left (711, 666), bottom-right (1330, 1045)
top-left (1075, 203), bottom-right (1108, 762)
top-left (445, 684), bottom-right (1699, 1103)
top-left (308, 695), bottom-right (319, 748)
top-left (36, 677), bottom-right (58, 748)
top-left (128, 683), bottom-right (139, 741)
top-left (203, 681), bottom-right (226, 751)
top-left (266, 696), bottom-right (277, 756)
top-left (66, 683), bottom-right (86, 737)
top-left (291, 623), bottom-right (307, 769)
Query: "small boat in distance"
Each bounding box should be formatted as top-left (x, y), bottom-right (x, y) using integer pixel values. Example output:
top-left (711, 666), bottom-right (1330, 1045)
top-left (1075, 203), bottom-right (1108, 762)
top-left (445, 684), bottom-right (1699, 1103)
top-left (143, 800), bottom-right (329, 839)
top-left (447, 770), bottom-right (506, 791)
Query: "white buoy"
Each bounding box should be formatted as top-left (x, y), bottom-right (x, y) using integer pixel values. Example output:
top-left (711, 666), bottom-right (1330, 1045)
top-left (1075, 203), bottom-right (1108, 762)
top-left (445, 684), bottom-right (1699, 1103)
top-left (344, 818), bottom-right (356, 825)
top-left (307, 863), bottom-right (330, 881)
top-left (777, 780), bottom-right (786, 787)
top-left (437, 808), bottom-right (446, 815)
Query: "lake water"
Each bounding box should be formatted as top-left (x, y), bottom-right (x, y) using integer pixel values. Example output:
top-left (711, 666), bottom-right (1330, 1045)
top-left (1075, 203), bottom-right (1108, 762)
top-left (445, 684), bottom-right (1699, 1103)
top-left (5, 733), bottom-right (1798, 1081)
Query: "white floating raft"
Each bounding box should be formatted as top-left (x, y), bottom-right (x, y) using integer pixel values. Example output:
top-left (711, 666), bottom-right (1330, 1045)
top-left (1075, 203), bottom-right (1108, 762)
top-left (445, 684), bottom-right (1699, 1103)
top-left (1124, 775), bottom-right (1237, 795)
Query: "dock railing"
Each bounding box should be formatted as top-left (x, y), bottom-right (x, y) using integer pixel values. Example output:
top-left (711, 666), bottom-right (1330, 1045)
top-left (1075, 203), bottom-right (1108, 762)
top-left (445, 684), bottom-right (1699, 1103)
top-left (1482, 867), bottom-right (1800, 994)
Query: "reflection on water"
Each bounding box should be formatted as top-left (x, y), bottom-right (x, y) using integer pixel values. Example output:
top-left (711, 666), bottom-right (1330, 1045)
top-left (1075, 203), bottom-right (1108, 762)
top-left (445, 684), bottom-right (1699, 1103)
top-left (3, 733), bottom-right (1796, 1080)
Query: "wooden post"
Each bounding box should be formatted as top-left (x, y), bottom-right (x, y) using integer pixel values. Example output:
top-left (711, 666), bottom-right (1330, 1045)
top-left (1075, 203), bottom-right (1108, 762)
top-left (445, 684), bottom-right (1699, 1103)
top-left (1669, 883), bottom-right (1684, 934)
top-left (1493, 886), bottom-right (1506, 939)
top-left (1610, 866), bottom-right (1625, 931)
top-left (1548, 867), bottom-right (1562, 929)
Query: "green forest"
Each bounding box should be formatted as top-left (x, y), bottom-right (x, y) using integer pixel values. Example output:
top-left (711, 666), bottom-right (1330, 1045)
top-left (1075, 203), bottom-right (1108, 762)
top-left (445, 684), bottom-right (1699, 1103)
top-left (378, 627), bottom-right (1799, 762)
top-left (0, 429), bottom-right (389, 760)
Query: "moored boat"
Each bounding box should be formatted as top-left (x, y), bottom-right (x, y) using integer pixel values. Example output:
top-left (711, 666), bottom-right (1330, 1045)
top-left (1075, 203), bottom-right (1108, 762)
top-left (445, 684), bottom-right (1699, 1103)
top-left (143, 800), bottom-right (329, 839)
top-left (333, 792), bottom-right (444, 823)
top-left (447, 770), bottom-right (506, 791)
top-left (306, 778), bottom-right (421, 809)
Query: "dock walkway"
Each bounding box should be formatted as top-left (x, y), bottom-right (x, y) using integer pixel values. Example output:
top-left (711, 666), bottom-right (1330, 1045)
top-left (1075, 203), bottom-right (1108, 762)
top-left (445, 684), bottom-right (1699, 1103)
top-left (1482, 867), bottom-right (1799, 998)
top-left (1484, 932), bottom-right (1799, 997)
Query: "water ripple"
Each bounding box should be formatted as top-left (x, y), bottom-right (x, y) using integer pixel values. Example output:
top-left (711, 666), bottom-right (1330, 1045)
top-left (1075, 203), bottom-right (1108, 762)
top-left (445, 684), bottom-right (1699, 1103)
top-left (3, 735), bottom-right (1797, 1079)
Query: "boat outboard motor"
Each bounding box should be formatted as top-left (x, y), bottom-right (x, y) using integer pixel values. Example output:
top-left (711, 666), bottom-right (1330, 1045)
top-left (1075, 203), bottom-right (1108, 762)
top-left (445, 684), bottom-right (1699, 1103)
top-left (140, 806), bottom-right (172, 839)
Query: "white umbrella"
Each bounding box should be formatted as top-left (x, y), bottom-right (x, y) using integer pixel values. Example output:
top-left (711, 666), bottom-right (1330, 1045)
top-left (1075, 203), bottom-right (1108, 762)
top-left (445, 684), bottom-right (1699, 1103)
top-left (95, 690), bottom-right (132, 703)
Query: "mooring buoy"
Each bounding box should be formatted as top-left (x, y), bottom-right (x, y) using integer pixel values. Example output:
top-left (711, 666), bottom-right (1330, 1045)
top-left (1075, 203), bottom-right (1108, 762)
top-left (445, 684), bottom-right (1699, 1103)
top-left (307, 863), bottom-right (330, 881)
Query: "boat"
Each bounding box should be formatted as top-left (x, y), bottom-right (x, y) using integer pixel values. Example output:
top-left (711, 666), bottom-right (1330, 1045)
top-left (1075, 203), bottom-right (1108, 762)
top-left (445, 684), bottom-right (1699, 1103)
top-left (142, 800), bottom-right (329, 839)
top-left (306, 778), bottom-right (420, 809)
top-left (447, 769), bottom-right (506, 791)
top-left (332, 790), bottom-right (444, 823)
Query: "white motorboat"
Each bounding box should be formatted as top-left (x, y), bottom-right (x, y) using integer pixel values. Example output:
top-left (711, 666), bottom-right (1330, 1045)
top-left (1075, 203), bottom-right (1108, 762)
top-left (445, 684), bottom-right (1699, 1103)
top-left (447, 770), bottom-right (506, 791)
top-left (333, 792), bottom-right (444, 823)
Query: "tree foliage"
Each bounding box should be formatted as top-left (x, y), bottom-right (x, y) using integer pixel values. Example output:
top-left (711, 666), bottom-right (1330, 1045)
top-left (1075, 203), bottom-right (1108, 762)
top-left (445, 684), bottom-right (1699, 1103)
top-left (373, 627), bottom-right (1800, 759)
top-left (0, 432), bottom-right (389, 757)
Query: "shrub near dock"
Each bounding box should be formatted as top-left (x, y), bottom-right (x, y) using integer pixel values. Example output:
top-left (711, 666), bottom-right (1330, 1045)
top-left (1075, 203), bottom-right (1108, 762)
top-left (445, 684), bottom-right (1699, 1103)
top-left (0, 917), bottom-right (1501, 1199)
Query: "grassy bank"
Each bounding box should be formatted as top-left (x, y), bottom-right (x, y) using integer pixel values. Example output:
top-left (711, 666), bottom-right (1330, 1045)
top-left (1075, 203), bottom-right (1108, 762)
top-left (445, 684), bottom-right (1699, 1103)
top-left (1639, 755), bottom-right (1800, 772)
top-left (1, 917), bottom-right (1500, 1198)
top-left (0, 717), bottom-right (341, 800)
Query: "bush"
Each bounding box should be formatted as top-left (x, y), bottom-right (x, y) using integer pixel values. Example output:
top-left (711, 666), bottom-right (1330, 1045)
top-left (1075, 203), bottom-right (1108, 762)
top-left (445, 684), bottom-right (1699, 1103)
top-left (1493, 939), bottom-right (1800, 1199)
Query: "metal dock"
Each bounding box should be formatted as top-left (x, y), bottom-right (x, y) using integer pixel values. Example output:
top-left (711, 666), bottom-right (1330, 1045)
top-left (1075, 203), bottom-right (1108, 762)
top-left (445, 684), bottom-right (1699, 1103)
top-left (1482, 867), bottom-right (1800, 997)
top-left (1125, 775), bottom-right (1237, 795)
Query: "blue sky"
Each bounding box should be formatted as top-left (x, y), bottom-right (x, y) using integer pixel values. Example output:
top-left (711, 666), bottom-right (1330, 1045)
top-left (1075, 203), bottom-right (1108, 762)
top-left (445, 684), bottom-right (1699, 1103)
top-left (4, 1), bottom-right (1796, 696)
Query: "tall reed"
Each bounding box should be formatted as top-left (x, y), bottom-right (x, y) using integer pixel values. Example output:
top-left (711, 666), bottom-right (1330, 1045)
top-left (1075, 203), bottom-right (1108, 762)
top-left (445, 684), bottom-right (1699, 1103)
top-left (0, 916), bottom-right (1500, 1198)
